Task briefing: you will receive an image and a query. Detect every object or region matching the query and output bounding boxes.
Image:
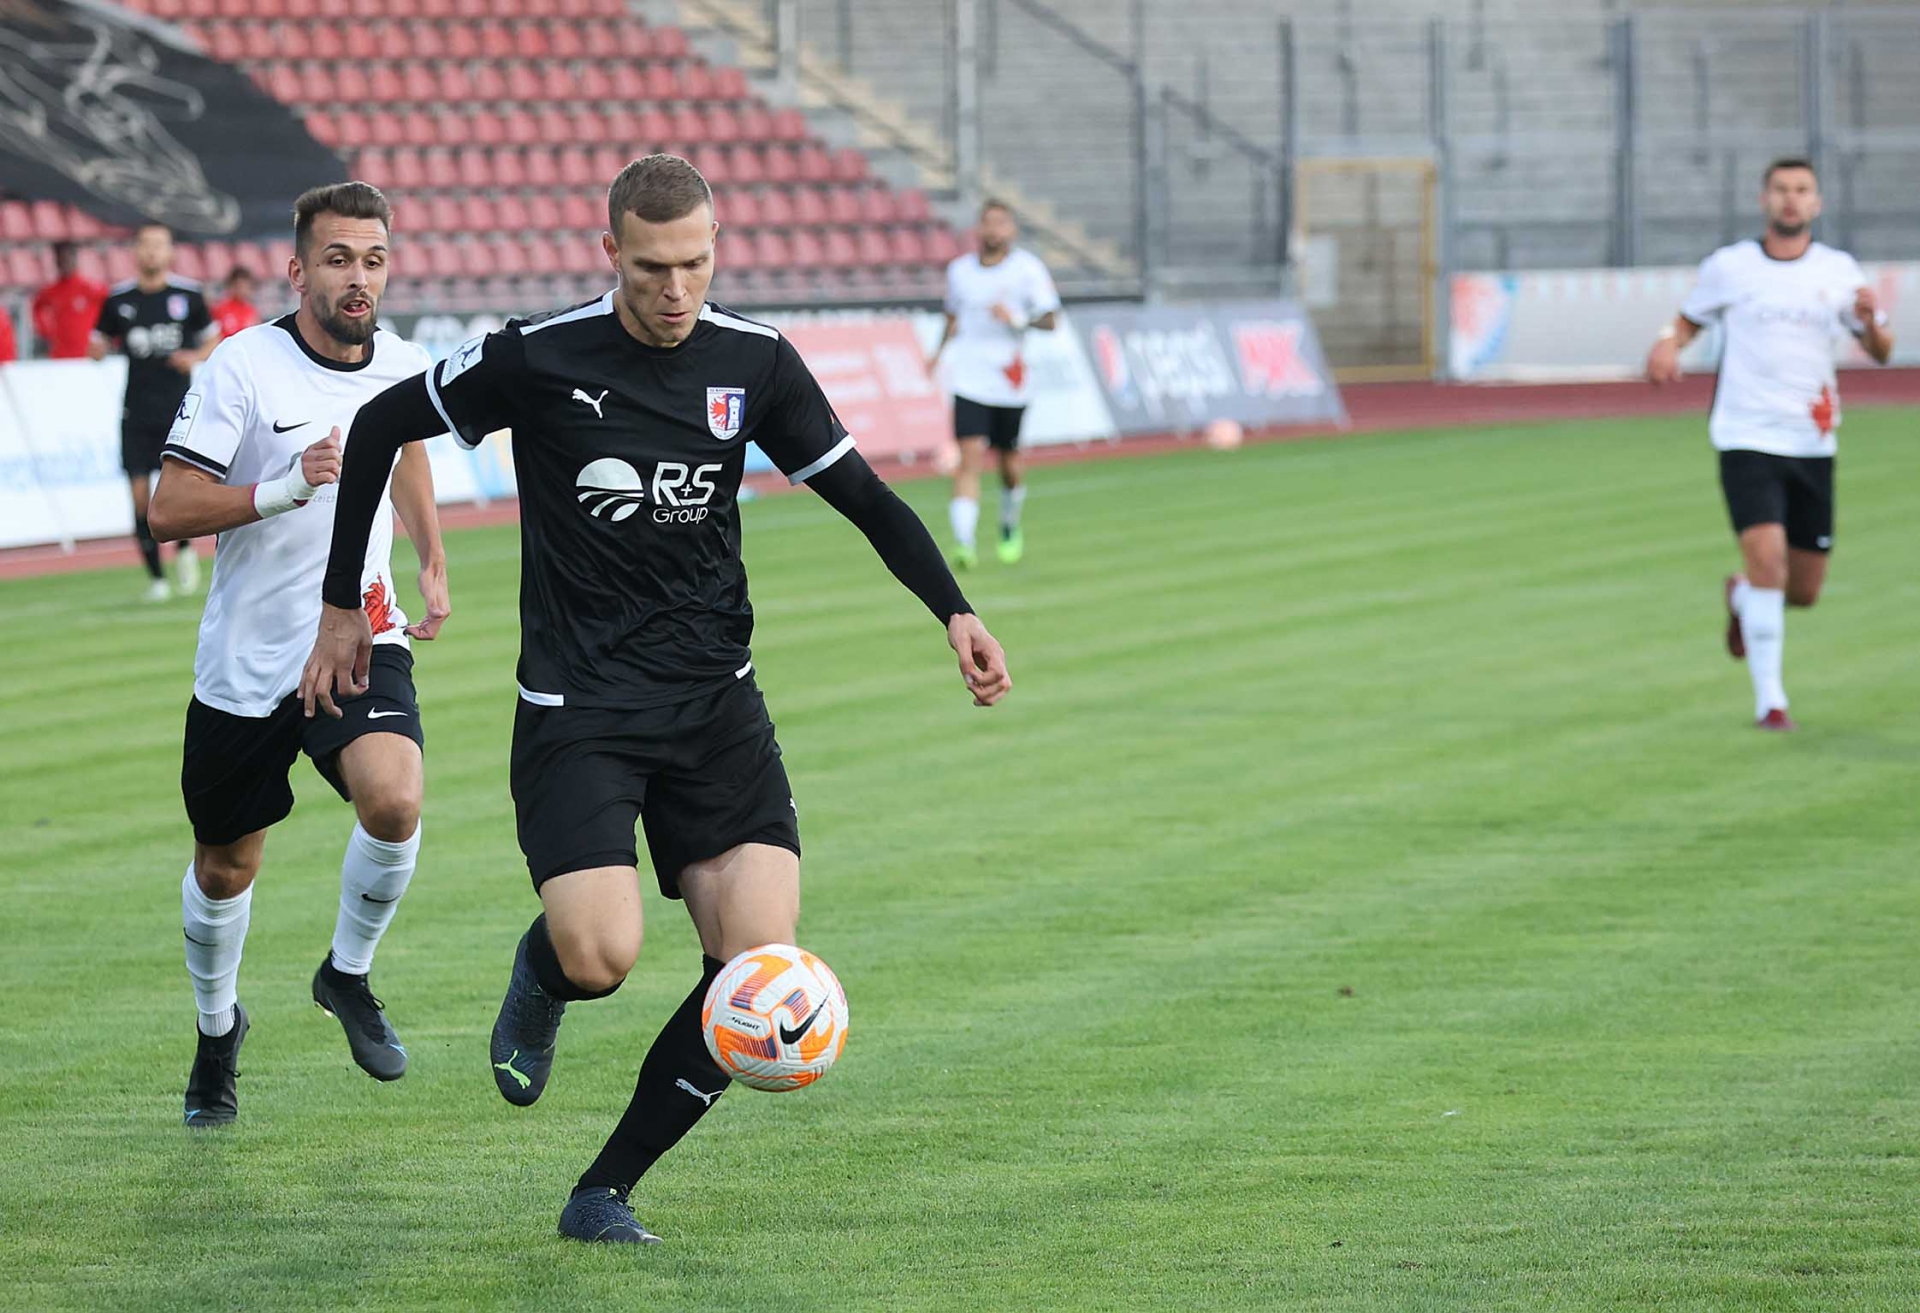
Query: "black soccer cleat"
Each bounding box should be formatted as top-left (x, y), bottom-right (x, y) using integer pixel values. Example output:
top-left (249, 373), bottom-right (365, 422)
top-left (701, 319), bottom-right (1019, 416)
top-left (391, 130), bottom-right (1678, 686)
top-left (184, 1003), bottom-right (249, 1127)
top-left (312, 956), bottom-right (409, 1082)
top-left (490, 931), bottom-right (567, 1106)
top-left (559, 1187), bottom-right (662, 1245)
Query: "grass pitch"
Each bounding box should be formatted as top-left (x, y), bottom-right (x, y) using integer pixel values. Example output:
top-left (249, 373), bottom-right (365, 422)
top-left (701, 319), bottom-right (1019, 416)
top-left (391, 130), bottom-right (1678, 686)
top-left (3, 411), bottom-right (1918, 1311)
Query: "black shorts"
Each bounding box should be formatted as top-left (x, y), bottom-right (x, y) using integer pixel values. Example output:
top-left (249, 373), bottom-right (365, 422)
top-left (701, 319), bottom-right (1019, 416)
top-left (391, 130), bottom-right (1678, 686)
top-left (1719, 450), bottom-right (1835, 553)
top-left (510, 675), bottom-right (800, 898)
top-left (180, 646), bottom-right (425, 847)
top-left (954, 396), bottom-right (1026, 452)
top-left (122, 414), bottom-right (171, 476)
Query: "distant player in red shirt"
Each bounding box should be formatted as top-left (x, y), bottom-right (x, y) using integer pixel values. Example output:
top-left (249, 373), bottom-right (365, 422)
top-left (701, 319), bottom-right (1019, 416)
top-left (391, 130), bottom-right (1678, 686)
top-left (31, 241), bottom-right (108, 359)
top-left (211, 266), bottom-right (262, 339)
top-left (0, 304), bottom-right (17, 364)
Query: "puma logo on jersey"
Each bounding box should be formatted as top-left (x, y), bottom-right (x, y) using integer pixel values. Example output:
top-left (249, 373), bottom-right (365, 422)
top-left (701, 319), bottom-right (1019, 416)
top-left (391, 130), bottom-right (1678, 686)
top-left (572, 387), bottom-right (609, 418)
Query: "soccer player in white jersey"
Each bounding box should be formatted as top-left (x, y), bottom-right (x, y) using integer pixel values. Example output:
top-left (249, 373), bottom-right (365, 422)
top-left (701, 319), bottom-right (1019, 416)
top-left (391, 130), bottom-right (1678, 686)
top-left (147, 183), bottom-right (451, 1124)
top-left (1646, 158), bottom-right (1893, 731)
top-left (928, 199), bottom-right (1061, 567)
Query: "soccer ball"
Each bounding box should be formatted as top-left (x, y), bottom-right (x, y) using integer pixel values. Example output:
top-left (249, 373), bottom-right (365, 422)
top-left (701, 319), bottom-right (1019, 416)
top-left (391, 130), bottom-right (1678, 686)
top-left (702, 944), bottom-right (849, 1092)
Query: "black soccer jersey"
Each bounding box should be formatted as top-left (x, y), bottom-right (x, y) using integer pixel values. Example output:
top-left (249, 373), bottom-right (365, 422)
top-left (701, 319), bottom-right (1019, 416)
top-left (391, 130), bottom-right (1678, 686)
top-left (426, 295), bottom-right (854, 709)
top-left (95, 278), bottom-right (216, 423)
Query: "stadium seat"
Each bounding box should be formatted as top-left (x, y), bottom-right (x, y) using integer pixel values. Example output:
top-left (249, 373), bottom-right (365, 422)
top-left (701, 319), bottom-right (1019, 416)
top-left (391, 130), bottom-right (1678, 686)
top-left (526, 194), bottom-right (563, 231)
top-left (536, 107), bottom-right (573, 143)
top-left (365, 64), bottom-right (403, 103)
top-left (174, 245), bottom-right (207, 282)
top-left (792, 188), bottom-right (828, 227)
top-left (523, 236), bottom-right (561, 276)
top-left (860, 189), bottom-right (898, 225)
top-left (366, 109), bottom-right (404, 147)
top-left (492, 194), bottom-right (531, 232)
top-left (443, 22), bottom-right (479, 58)
top-left (478, 20), bottom-right (513, 58)
top-left (559, 192), bottom-right (598, 230)
top-left (5, 247), bottom-right (44, 290)
top-left (492, 150), bottom-right (527, 188)
top-left (762, 146), bottom-right (797, 185)
top-left (107, 247), bottom-right (137, 283)
top-left (467, 109), bottom-right (508, 146)
top-left (0, 202), bottom-right (33, 242)
top-left (789, 230), bottom-right (827, 269)
top-left (402, 21), bottom-right (441, 57)
top-left (335, 66), bottom-right (372, 102)
top-left (736, 106), bottom-right (773, 143)
top-left (588, 145), bottom-right (626, 181)
top-left (511, 20), bottom-right (552, 58)
top-left (797, 146), bottom-right (834, 183)
top-left (653, 26), bottom-right (689, 60)
top-left (539, 65), bottom-right (577, 102)
top-left (470, 64), bottom-right (508, 102)
top-left (429, 195), bottom-right (465, 233)
top-left (826, 188), bottom-right (861, 227)
top-left (821, 229), bottom-right (859, 269)
top-left (303, 109), bottom-right (339, 146)
top-left (67, 207), bottom-right (108, 240)
top-left (30, 200), bottom-right (69, 241)
top-left (887, 227), bottom-right (927, 266)
top-left (208, 24), bottom-right (244, 61)
top-left (310, 25), bottom-right (345, 58)
top-left (343, 25), bottom-right (378, 59)
top-left (506, 63), bottom-right (543, 104)
top-left (568, 109), bottom-right (609, 143)
top-left (422, 149), bottom-right (458, 190)
top-left (428, 240), bottom-right (466, 280)
top-left (753, 229), bottom-right (792, 269)
top-left (855, 227), bottom-right (892, 269)
top-left (721, 190), bottom-right (761, 228)
top-left (353, 147), bottom-right (393, 188)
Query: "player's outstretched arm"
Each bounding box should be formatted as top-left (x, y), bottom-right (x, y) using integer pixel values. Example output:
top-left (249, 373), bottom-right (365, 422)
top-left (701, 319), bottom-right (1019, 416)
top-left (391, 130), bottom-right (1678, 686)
top-left (1646, 317), bottom-right (1702, 385)
top-left (301, 373), bottom-right (449, 718)
top-left (806, 450), bottom-right (1012, 706)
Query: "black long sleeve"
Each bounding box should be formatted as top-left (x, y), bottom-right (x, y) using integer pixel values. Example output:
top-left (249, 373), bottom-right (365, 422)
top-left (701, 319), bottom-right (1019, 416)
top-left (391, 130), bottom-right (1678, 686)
top-left (321, 372), bottom-right (447, 609)
top-left (805, 450), bottom-right (972, 624)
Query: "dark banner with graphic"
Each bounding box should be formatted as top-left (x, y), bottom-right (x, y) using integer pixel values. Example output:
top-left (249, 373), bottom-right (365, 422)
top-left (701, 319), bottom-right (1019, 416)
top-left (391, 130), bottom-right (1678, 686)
top-left (0, 1), bottom-right (343, 235)
top-left (1073, 300), bottom-right (1347, 434)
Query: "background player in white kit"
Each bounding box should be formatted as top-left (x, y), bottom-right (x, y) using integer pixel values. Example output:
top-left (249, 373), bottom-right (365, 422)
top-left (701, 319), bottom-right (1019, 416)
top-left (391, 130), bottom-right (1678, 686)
top-left (1646, 158), bottom-right (1893, 731)
top-left (928, 200), bottom-right (1060, 568)
top-left (147, 183), bottom-right (451, 1124)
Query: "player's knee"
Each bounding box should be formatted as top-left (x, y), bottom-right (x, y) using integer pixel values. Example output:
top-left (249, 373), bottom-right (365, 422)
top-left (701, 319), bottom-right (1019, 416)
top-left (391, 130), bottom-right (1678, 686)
top-left (194, 850), bottom-right (259, 899)
top-left (554, 923), bottom-right (640, 994)
top-left (356, 790), bottom-right (421, 844)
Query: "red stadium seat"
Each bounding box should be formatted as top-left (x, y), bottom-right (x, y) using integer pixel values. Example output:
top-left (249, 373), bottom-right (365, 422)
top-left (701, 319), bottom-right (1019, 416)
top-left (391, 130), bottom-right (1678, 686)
top-left (284, 0), bottom-right (315, 16)
top-left (267, 239), bottom-right (296, 272)
top-left (855, 227), bottom-right (892, 268)
top-left (666, 105), bottom-right (705, 145)
top-left (705, 107), bottom-right (742, 145)
top-left (335, 64), bottom-right (371, 101)
top-left (569, 109), bottom-right (609, 143)
top-left (429, 195), bottom-right (464, 233)
top-left (453, 0), bottom-right (485, 17)
top-left (792, 187), bottom-right (828, 227)
top-left (492, 149), bottom-right (528, 188)
top-left (274, 24), bottom-right (310, 57)
top-left (470, 63), bottom-right (508, 102)
top-left (826, 188), bottom-right (860, 226)
top-left (526, 194), bottom-right (562, 230)
top-left (497, 108), bottom-right (535, 146)
top-left (753, 230), bottom-right (792, 269)
top-left (546, 21), bottom-right (584, 58)
top-left (208, 23), bottom-right (244, 61)
top-left (735, 106), bottom-right (772, 143)
top-left (6, 248), bottom-right (46, 290)
top-left (199, 242), bottom-right (234, 280)
top-left (643, 64), bottom-right (680, 102)
top-left (493, 194), bottom-right (532, 232)
top-left (789, 230), bottom-right (827, 268)
top-left (173, 245), bottom-right (207, 282)
top-left (389, 148), bottom-right (427, 190)
top-left (243, 25), bottom-right (278, 58)
top-left (353, 147), bottom-right (393, 188)
top-left (343, 25), bottom-right (378, 59)
top-left (820, 230), bottom-right (859, 268)
top-left (510, 20), bottom-right (551, 58)
top-left (558, 236), bottom-right (602, 274)
top-left (450, 148), bottom-right (488, 189)
top-left (400, 63), bottom-right (437, 102)
top-left (720, 190), bottom-right (760, 228)
top-left (444, 22), bottom-right (479, 58)
top-left (30, 200), bottom-right (69, 241)
top-left (653, 26), bottom-right (690, 60)
top-left (428, 240), bottom-right (467, 280)
top-left (829, 148), bottom-right (868, 182)
top-left (712, 66), bottom-right (748, 102)
top-left (615, 24), bottom-right (653, 59)
top-left (756, 189), bottom-right (794, 228)
top-left (523, 236), bottom-right (561, 276)
top-left (419, 0), bottom-right (452, 18)
top-left (575, 21), bottom-right (615, 56)
top-left (409, 111), bottom-right (446, 147)
top-left (481, 235), bottom-right (525, 276)
top-left (535, 107), bottom-right (572, 143)
top-left (559, 192), bottom-right (598, 230)
top-left (761, 145), bottom-right (797, 184)
top-left (367, 109), bottom-right (406, 147)
top-left (67, 208), bottom-right (107, 240)
top-left (467, 109), bottom-right (507, 146)
top-left (521, 149), bottom-right (561, 188)
top-left (860, 189), bottom-right (898, 225)
top-left (403, 21), bottom-right (442, 57)
top-left (796, 146), bottom-right (834, 183)
top-left (0, 202), bottom-right (32, 242)
top-left (478, 21), bottom-right (514, 58)
top-left (719, 227), bottom-right (760, 271)
top-left (894, 189), bottom-right (931, 223)
top-left (361, 63), bottom-right (400, 102)
top-left (886, 227), bottom-right (926, 266)
top-left (304, 109), bottom-right (339, 146)
top-left (506, 63), bottom-right (543, 103)
top-left (310, 25), bottom-right (345, 58)
top-left (634, 107), bottom-right (673, 149)
top-left (423, 150), bottom-right (459, 190)
top-left (437, 64), bottom-right (477, 101)
top-left (680, 64), bottom-right (716, 102)
top-left (578, 66), bottom-right (612, 100)
top-left (609, 64), bottom-right (648, 102)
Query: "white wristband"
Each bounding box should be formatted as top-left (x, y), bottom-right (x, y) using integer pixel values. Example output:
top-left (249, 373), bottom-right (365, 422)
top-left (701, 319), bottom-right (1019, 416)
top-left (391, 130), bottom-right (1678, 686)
top-left (1657, 325), bottom-right (1678, 341)
top-left (1873, 309), bottom-right (1890, 328)
top-left (252, 455), bottom-right (319, 519)
top-left (1007, 312), bottom-right (1030, 332)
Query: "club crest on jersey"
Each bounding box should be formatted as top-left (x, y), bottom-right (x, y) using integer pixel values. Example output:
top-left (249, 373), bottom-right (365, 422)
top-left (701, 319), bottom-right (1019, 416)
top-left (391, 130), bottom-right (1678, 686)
top-left (706, 387), bottom-right (745, 441)
top-left (168, 293), bottom-right (189, 321)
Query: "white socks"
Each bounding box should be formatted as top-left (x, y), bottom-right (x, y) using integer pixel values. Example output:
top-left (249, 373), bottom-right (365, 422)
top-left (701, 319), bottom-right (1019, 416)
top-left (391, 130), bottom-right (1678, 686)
top-left (1000, 484), bottom-right (1027, 534)
top-left (949, 496), bottom-right (980, 550)
top-left (1733, 579), bottom-right (1788, 718)
top-left (182, 867), bottom-right (251, 1037)
top-left (329, 822), bottom-right (421, 977)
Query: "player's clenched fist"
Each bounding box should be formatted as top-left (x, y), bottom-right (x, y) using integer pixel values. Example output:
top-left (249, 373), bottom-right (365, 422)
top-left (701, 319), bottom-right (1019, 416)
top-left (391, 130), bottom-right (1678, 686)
top-left (303, 427), bottom-right (344, 487)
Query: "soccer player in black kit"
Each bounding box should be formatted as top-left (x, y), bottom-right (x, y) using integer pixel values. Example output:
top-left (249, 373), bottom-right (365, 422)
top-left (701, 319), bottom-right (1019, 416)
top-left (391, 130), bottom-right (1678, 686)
top-left (90, 222), bottom-right (219, 601)
top-left (300, 155), bottom-right (1011, 1245)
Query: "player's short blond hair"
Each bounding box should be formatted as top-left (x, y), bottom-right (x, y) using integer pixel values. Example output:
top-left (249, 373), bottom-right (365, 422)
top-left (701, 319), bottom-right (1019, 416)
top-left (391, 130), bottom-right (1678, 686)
top-left (608, 154), bottom-right (714, 232)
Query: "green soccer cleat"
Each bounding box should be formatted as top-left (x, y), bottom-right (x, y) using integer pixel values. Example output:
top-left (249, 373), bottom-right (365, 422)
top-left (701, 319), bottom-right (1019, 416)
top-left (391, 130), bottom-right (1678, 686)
top-left (951, 543), bottom-right (978, 571)
top-left (997, 528), bottom-right (1024, 565)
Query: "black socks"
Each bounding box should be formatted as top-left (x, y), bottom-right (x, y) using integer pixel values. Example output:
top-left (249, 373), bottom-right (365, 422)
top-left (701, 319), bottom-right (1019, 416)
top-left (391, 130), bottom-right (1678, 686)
top-left (134, 515), bottom-right (163, 579)
top-left (525, 912), bottom-right (623, 1002)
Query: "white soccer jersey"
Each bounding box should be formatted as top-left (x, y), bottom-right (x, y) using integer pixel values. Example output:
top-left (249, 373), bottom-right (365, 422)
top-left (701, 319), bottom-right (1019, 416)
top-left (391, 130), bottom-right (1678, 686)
top-left (942, 247), bottom-right (1062, 408)
top-left (162, 319), bottom-right (435, 717)
top-left (1681, 238), bottom-right (1869, 458)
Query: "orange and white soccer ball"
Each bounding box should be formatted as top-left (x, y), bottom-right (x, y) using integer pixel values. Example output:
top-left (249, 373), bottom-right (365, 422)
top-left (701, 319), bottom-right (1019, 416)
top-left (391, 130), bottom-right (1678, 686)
top-left (701, 944), bottom-right (849, 1092)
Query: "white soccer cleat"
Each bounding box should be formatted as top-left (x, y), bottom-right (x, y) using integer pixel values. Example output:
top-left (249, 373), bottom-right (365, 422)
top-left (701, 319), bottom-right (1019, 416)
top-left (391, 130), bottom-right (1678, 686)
top-left (143, 578), bottom-right (174, 603)
top-left (175, 545), bottom-right (201, 593)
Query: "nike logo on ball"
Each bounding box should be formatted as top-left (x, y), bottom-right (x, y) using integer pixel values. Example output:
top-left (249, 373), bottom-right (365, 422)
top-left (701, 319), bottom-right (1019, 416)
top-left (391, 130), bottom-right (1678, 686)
top-left (778, 1005), bottom-right (823, 1046)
